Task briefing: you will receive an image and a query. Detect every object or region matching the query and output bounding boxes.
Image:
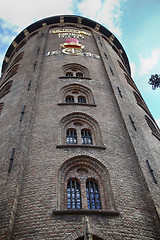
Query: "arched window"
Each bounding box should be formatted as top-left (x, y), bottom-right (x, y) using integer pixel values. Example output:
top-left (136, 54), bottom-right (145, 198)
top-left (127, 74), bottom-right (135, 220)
top-left (60, 84), bottom-right (95, 105)
top-left (78, 96), bottom-right (86, 104)
top-left (81, 129), bottom-right (92, 145)
top-left (66, 129), bottom-right (77, 144)
top-left (76, 72), bottom-right (83, 77)
top-left (60, 112), bottom-right (104, 147)
top-left (66, 72), bottom-right (73, 77)
top-left (86, 180), bottom-right (101, 209)
top-left (66, 95), bottom-right (74, 103)
top-left (67, 179), bottom-right (81, 209)
top-left (62, 63), bottom-right (90, 78)
top-left (57, 156), bottom-right (116, 211)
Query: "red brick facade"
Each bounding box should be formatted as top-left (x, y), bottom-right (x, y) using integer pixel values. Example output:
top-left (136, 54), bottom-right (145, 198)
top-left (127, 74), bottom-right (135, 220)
top-left (0, 15), bottom-right (160, 239)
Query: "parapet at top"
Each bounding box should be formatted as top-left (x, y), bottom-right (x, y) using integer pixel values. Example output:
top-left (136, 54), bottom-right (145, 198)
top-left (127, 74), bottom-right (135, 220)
top-left (1, 15), bottom-right (130, 74)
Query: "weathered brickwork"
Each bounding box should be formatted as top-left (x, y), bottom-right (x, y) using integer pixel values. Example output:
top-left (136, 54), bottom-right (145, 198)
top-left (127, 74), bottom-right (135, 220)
top-left (0, 16), bottom-right (160, 240)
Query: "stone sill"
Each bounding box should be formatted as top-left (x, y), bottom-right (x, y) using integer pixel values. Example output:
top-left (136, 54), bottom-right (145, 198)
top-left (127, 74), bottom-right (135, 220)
top-left (59, 76), bottom-right (92, 80)
top-left (53, 209), bottom-right (120, 216)
top-left (56, 145), bottom-right (106, 149)
top-left (58, 103), bottom-right (97, 107)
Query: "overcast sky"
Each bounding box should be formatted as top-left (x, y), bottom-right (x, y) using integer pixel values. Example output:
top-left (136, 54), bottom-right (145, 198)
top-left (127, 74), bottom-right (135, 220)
top-left (0, 0), bottom-right (160, 126)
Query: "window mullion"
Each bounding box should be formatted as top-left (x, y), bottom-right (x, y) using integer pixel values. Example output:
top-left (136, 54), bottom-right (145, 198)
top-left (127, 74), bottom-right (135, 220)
top-left (89, 181), bottom-right (92, 209)
top-left (93, 181), bottom-right (97, 209)
top-left (75, 179), bottom-right (77, 209)
top-left (70, 180), bottom-right (73, 208)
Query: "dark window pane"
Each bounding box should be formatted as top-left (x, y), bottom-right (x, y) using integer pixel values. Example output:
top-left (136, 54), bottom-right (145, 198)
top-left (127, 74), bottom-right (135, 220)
top-left (66, 95), bottom-right (74, 103)
top-left (76, 72), bottom-right (83, 77)
top-left (66, 129), bottom-right (77, 144)
top-left (78, 96), bottom-right (86, 104)
top-left (66, 72), bottom-right (73, 77)
top-left (81, 129), bottom-right (92, 145)
top-left (86, 180), bottom-right (101, 209)
top-left (67, 180), bottom-right (82, 209)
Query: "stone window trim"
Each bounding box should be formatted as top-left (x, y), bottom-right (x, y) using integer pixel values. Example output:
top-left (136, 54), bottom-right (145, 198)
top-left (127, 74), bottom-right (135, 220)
top-left (55, 155), bottom-right (118, 214)
top-left (59, 76), bottom-right (92, 80)
top-left (59, 112), bottom-right (104, 147)
top-left (56, 145), bottom-right (106, 149)
top-left (58, 102), bottom-right (97, 107)
top-left (52, 209), bottom-right (119, 216)
top-left (59, 83), bottom-right (96, 106)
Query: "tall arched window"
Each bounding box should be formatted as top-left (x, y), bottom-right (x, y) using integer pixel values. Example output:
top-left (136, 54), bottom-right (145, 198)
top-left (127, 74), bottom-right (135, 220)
top-left (67, 179), bottom-right (82, 209)
top-left (81, 129), bottom-right (92, 145)
top-left (57, 156), bottom-right (117, 212)
top-left (86, 180), bottom-right (101, 209)
top-left (66, 129), bottom-right (77, 144)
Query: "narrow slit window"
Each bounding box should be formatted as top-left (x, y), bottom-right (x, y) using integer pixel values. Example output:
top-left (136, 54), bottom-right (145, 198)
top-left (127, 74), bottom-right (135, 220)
top-left (86, 180), bottom-right (101, 209)
top-left (67, 180), bottom-right (81, 209)
top-left (66, 129), bottom-right (77, 144)
top-left (81, 129), bottom-right (92, 145)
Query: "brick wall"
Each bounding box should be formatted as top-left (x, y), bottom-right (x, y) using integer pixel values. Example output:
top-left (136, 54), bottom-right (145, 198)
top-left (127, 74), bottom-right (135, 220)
top-left (0, 18), bottom-right (160, 239)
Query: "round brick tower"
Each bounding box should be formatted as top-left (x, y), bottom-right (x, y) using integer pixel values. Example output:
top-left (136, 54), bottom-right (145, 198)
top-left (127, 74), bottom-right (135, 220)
top-left (0, 15), bottom-right (160, 240)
